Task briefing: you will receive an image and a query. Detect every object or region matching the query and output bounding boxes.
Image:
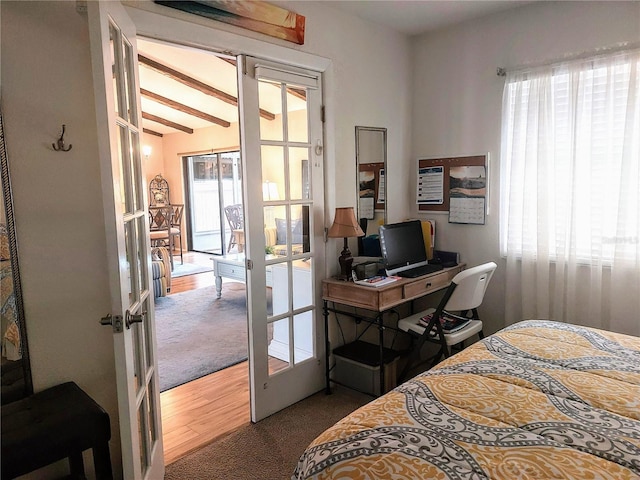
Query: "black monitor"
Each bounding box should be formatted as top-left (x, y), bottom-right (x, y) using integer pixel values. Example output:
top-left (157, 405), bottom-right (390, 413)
top-left (379, 220), bottom-right (428, 276)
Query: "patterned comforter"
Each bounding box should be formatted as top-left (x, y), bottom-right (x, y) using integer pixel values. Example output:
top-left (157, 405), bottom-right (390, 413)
top-left (294, 320), bottom-right (640, 479)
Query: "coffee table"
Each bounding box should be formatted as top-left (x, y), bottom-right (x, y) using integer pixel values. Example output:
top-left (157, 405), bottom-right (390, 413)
top-left (211, 254), bottom-right (274, 298)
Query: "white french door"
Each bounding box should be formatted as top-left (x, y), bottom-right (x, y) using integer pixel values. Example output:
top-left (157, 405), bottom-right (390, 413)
top-left (238, 56), bottom-right (326, 421)
top-left (88, 2), bottom-right (163, 478)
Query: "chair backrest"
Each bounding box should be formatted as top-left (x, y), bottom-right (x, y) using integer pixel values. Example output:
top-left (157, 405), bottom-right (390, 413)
top-left (149, 205), bottom-right (172, 232)
top-left (149, 174), bottom-right (170, 206)
top-left (170, 204), bottom-right (184, 228)
top-left (445, 262), bottom-right (497, 312)
top-left (224, 204), bottom-right (244, 230)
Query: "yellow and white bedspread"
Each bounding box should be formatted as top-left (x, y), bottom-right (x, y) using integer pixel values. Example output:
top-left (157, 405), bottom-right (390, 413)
top-left (294, 320), bottom-right (640, 479)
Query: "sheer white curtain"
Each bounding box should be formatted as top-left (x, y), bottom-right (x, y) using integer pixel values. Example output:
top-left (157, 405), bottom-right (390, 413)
top-left (500, 49), bottom-right (640, 336)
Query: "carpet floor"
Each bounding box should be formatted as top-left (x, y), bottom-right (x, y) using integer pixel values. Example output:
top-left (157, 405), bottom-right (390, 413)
top-left (164, 386), bottom-right (371, 480)
top-left (155, 283), bottom-right (248, 391)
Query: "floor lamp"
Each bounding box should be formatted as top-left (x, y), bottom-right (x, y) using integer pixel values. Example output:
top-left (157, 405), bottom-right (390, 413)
top-left (328, 207), bottom-right (365, 281)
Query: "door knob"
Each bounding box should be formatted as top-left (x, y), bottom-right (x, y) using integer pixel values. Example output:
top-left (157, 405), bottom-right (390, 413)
top-left (126, 310), bottom-right (147, 329)
top-left (100, 313), bottom-right (123, 333)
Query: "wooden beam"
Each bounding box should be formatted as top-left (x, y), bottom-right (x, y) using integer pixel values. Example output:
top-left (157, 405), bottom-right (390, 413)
top-left (138, 54), bottom-right (275, 120)
top-left (142, 112), bottom-right (193, 134)
top-left (140, 88), bottom-right (231, 128)
top-left (143, 128), bottom-right (163, 138)
top-left (287, 87), bottom-right (306, 101)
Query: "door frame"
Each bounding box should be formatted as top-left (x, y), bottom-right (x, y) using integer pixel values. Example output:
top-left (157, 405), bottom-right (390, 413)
top-left (126, 0), bottom-right (336, 414)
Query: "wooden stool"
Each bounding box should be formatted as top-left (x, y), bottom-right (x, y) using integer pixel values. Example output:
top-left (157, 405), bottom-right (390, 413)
top-left (1, 381), bottom-right (112, 479)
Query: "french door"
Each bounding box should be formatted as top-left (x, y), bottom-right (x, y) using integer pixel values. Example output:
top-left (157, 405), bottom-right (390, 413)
top-left (88, 2), bottom-right (163, 478)
top-left (238, 56), bottom-right (326, 421)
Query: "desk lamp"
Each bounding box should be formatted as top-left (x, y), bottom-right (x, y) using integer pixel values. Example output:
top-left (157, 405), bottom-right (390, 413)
top-left (328, 207), bottom-right (365, 281)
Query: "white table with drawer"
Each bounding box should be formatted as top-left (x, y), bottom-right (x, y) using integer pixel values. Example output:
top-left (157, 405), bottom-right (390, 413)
top-left (211, 254), bottom-right (273, 298)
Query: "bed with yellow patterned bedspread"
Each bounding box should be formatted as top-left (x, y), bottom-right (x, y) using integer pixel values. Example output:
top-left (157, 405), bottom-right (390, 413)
top-left (294, 320), bottom-right (640, 479)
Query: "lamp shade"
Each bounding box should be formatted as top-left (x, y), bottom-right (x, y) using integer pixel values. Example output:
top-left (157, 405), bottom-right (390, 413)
top-left (262, 181), bottom-right (279, 201)
top-left (328, 207), bottom-right (365, 238)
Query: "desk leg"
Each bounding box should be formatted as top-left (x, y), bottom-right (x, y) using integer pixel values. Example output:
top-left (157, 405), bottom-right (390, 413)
top-left (378, 314), bottom-right (385, 395)
top-left (215, 274), bottom-right (222, 299)
top-left (324, 300), bottom-right (331, 394)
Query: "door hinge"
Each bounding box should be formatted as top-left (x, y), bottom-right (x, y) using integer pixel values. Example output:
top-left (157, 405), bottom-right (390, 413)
top-left (246, 259), bottom-right (253, 270)
top-left (321, 106), bottom-right (325, 123)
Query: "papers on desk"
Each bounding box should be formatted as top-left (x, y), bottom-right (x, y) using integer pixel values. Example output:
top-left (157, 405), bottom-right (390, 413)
top-left (353, 275), bottom-right (400, 287)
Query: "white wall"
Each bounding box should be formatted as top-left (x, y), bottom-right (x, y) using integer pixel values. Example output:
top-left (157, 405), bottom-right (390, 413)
top-left (1, 1), bottom-right (120, 476)
top-left (1, 1), bottom-right (412, 477)
top-left (411, 1), bottom-right (640, 336)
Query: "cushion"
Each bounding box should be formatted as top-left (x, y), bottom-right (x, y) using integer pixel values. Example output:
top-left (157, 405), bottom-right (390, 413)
top-left (275, 218), bottom-right (304, 245)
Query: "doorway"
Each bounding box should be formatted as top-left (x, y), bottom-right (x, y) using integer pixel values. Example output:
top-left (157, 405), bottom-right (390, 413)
top-left (136, 38), bottom-right (250, 463)
top-left (184, 151), bottom-right (243, 255)
top-left (135, 29), bottom-right (327, 462)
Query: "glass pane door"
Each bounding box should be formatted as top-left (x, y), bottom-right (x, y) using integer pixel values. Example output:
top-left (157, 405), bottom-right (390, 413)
top-left (238, 56), bottom-right (325, 421)
top-left (186, 151), bottom-right (242, 254)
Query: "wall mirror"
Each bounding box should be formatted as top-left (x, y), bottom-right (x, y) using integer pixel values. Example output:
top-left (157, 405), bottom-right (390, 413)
top-left (1, 110), bottom-right (33, 404)
top-left (356, 126), bottom-right (387, 241)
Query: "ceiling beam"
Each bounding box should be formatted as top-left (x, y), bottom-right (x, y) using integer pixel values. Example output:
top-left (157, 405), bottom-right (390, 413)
top-left (141, 88), bottom-right (231, 128)
top-left (138, 54), bottom-right (275, 121)
top-left (142, 112), bottom-right (193, 134)
top-left (287, 87), bottom-right (307, 101)
top-left (143, 128), bottom-right (163, 138)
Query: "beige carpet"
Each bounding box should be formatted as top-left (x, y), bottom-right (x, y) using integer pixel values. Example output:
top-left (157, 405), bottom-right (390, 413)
top-left (164, 386), bottom-right (371, 480)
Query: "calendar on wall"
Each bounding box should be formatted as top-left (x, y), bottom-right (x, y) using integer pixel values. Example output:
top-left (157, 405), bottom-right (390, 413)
top-left (416, 154), bottom-right (487, 225)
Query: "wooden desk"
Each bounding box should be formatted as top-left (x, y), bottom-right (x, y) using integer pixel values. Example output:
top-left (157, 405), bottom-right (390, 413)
top-left (322, 264), bottom-right (464, 395)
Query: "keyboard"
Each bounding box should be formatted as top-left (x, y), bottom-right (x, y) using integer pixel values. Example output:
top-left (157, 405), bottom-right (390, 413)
top-left (397, 264), bottom-right (444, 278)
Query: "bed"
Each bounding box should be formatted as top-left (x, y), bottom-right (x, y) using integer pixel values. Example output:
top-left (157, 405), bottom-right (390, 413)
top-left (294, 320), bottom-right (640, 479)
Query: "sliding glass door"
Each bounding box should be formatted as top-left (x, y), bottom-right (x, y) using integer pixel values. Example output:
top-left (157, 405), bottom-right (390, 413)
top-left (185, 151), bottom-right (242, 254)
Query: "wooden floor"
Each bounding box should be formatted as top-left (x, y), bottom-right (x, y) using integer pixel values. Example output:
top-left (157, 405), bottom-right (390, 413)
top-left (160, 360), bottom-right (251, 465)
top-left (159, 252), bottom-right (288, 465)
top-left (160, 252), bottom-right (252, 464)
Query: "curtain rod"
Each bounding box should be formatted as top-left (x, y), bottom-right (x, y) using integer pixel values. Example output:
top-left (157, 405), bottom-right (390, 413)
top-left (497, 42), bottom-right (640, 77)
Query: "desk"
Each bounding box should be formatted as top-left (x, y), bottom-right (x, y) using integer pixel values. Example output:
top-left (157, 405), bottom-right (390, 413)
top-left (322, 264), bottom-right (464, 395)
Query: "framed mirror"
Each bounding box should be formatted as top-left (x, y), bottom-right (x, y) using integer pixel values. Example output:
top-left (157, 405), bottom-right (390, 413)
top-left (356, 126), bottom-right (387, 238)
top-left (1, 109), bottom-right (33, 404)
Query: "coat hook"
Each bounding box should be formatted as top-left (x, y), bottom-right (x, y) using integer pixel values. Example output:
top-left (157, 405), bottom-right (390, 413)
top-left (52, 124), bottom-right (72, 151)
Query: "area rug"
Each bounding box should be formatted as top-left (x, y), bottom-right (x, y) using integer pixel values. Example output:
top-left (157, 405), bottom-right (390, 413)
top-left (155, 283), bottom-right (247, 391)
top-left (170, 261), bottom-right (212, 278)
top-left (164, 386), bottom-right (371, 479)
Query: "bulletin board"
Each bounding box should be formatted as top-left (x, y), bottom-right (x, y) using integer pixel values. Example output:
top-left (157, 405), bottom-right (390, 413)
top-left (359, 163), bottom-right (385, 219)
top-left (417, 155), bottom-right (487, 224)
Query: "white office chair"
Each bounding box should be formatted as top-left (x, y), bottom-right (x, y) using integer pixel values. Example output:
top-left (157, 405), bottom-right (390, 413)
top-left (398, 261), bottom-right (497, 380)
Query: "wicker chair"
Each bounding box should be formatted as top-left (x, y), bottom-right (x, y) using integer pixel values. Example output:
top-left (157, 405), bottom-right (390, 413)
top-left (223, 204), bottom-right (244, 253)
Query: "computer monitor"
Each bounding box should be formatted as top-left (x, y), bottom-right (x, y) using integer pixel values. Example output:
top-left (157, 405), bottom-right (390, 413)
top-left (379, 220), bottom-right (428, 276)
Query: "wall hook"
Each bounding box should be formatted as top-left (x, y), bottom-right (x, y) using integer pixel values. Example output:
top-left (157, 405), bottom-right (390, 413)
top-left (52, 124), bottom-right (72, 151)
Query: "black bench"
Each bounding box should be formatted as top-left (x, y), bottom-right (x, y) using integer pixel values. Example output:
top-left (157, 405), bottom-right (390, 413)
top-left (1, 381), bottom-right (112, 479)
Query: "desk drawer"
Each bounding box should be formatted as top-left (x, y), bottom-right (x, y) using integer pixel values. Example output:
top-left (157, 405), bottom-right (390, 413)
top-left (217, 262), bottom-right (246, 281)
top-left (403, 268), bottom-right (458, 298)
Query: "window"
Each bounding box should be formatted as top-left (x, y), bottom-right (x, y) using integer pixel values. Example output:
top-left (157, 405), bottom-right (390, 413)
top-left (500, 49), bottom-right (640, 264)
